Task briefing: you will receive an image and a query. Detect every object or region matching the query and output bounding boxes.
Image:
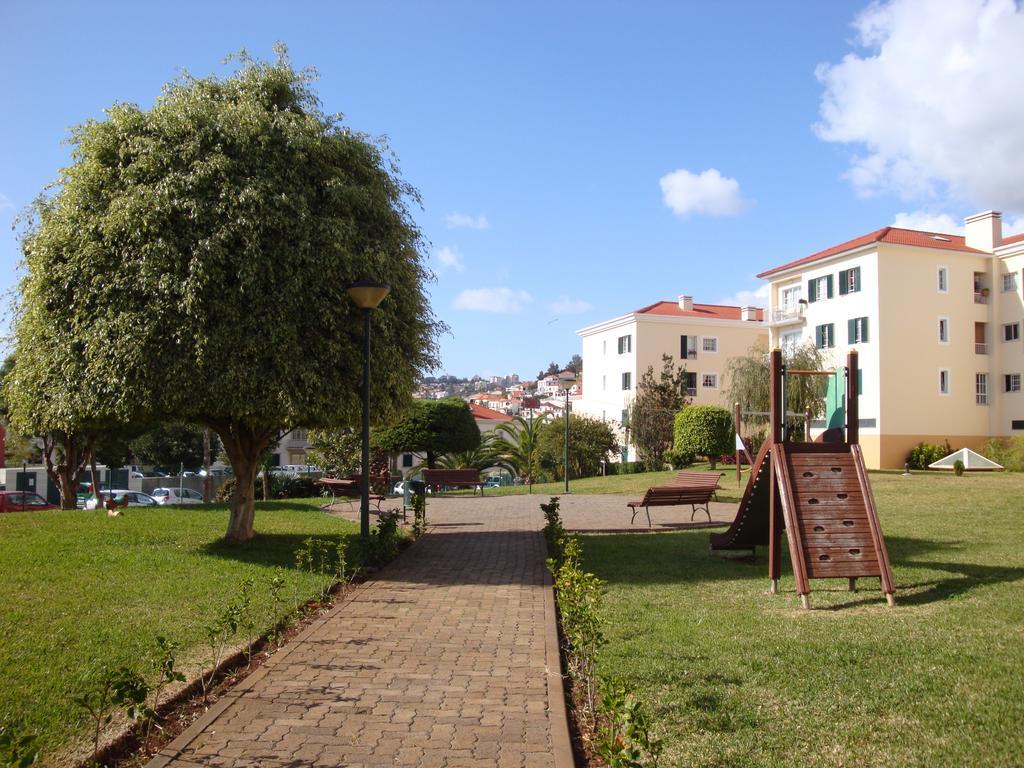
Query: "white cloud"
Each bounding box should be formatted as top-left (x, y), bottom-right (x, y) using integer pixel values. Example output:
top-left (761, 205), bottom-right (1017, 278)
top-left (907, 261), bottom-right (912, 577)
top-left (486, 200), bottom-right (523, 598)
top-left (434, 245), bottom-right (464, 272)
top-left (717, 283), bottom-right (769, 308)
top-left (453, 287), bottom-right (531, 313)
top-left (547, 295), bottom-right (593, 315)
top-left (445, 212), bottom-right (490, 230)
top-left (659, 168), bottom-right (748, 218)
top-left (892, 211), bottom-right (964, 234)
top-left (815, 0), bottom-right (1024, 213)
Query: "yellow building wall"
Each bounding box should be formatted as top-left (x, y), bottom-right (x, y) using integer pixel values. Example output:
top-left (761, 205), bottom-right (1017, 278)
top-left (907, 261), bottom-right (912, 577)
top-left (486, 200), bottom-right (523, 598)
top-left (635, 317), bottom-right (767, 408)
top-left (877, 244), bottom-right (993, 441)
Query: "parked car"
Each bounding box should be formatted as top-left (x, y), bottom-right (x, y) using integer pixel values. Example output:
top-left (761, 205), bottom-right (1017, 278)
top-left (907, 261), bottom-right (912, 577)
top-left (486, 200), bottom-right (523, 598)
top-left (0, 491), bottom-right (58, 513)
top-left (483, 477), bottom-right (502, 488)
top-left (391, 481), bottom-right (431, 496)
top-left (151, 487), bottom-right (205, 505)
top-left (84, 490), bottom-right (159, 509)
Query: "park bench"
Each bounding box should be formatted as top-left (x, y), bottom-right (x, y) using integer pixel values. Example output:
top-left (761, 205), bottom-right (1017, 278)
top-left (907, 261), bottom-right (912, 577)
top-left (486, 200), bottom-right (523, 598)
top-left (317, 477), bottom-right (386, 511)
top-left (627, 473), bottom-right (722, 527)
top-left (421, 468), bottom-right (484, 496)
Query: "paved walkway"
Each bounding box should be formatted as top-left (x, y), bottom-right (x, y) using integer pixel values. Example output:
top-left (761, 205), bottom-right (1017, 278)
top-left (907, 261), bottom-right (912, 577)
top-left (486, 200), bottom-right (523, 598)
top-left (150, 494), bottom-right (733, 767)
top-left (150, 498), bottom-right (573, 768)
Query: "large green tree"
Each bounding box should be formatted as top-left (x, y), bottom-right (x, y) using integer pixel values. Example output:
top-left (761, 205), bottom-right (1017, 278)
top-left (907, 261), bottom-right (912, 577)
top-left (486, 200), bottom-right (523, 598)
top-left (373, 398), bottom-right (479, 468)
top-left (630, 354), bottom-right (690, 469)
top-left (130, 423), bottom-right (209, 470)
top-left (537, 413), bottom-right (619, 480)
top-left (4, 48), bottom-right (440, 539)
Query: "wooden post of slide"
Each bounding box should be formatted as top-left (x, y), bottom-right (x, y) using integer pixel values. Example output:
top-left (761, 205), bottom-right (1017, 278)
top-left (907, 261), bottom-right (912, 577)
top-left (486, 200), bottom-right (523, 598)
top-left (767, 349), bottom-right (783, 594)
top-left (734, 401), bottom-right (742, 488)
top-left (847, 349), bottom-right (859, 445)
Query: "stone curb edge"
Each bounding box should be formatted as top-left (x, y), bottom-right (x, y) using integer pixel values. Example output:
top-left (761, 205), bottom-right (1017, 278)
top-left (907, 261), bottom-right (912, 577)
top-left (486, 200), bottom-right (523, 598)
top-left (542, 532), bottom-right (577, 768)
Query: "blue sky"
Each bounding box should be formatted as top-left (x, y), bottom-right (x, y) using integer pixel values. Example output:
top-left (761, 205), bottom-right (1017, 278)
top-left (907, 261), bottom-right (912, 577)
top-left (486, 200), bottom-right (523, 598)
top-left (2, 0), bottom-right (1022, 378)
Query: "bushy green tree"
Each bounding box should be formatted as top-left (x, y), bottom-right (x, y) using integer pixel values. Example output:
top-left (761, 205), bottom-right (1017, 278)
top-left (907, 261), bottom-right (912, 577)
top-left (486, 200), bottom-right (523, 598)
top-left (130, 424), bottom-right (207, 469)
top-left (306, 428), bottom-right (360, 477)
top-left (373, 398), bottom-right (479, 468)
top-left (725, 342), bottom-right (830, 421)
top-left (538, 414), bottom-right (618, 480)
top-left (673, 406), bottom-right (733, 469)
top-left (4, 48), bottom-right (440, 539)
top-left (630, 354), bottom-right (689, 469)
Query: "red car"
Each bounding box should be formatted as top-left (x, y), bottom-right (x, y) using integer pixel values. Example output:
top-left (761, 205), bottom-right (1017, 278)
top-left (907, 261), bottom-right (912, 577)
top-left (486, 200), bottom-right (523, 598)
top-left (0, 491), bottom-right (59, 512)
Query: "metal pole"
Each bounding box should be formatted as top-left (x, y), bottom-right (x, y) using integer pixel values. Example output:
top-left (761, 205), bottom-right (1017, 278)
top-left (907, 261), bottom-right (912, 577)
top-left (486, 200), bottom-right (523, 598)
top-left (360, 307), bottom-right (372, 540)
top-left (734, 401), bottom-right (741, 488)
top-left (528, 409), bottom-right (534, 495)
top-left (563, 389), bottom-right (570, 493)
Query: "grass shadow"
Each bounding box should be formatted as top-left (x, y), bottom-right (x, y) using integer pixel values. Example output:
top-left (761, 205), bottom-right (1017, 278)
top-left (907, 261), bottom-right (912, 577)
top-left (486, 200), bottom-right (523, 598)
top-left (200, 531), bottom-right (355, 570)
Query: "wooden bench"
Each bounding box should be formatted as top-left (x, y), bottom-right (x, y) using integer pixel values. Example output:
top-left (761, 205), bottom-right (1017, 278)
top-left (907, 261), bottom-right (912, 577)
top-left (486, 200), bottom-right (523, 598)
top-left (317, 477), bottom-right (386, 511)
top-left (421, 468), bottom-right (484, 496)
top-left (627, 474), bottom-right (722, 527)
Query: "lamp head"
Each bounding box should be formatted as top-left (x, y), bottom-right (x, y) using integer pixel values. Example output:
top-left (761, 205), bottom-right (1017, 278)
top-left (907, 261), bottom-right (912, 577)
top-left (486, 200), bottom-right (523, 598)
top-left (347, 280), bottom-right (391, 310)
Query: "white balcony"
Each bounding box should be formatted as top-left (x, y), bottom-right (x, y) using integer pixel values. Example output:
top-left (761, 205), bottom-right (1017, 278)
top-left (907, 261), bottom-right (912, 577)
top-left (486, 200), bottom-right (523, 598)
top-left (974, 292), bottom-right (989, 304)
top-left (767, 306), bottom-right (805, 327)
top-left (976, 343), bottom-right (988, 354)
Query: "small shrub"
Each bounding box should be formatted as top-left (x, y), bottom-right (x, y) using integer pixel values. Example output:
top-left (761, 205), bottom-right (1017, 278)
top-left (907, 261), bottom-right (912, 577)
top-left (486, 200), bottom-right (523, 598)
top-left (411, 491), bottom-right (427, 536)
top-left (953, 459), bottom-right (965, 476)
top-left (597, 679), bottom-right (663, 768)
top-left (607, 461), bottom-right (647, 475)
top-left (663, 449), bottom-right (695, 469)
top-left (906, 441), bottom-right (952, 470)
top-left (982, 437), bottom-right (1024, 472)
top-left (674, 406), bottom-right (733, 470)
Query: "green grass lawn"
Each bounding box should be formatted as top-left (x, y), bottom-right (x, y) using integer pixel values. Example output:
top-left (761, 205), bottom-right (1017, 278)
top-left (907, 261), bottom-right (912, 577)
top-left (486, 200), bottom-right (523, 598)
top-left (0, 498), bottom-right (358, 762)
top-left (472, 462), bottom-right (746, 503)
top-left (580, 470), bottom-right (1024, 767)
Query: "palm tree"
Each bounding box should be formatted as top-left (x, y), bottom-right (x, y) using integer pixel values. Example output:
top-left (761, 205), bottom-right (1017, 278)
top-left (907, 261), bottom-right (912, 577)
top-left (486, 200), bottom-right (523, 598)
top-left (436, 431), bottom-right (502, 471)
top-left (492, 413), bottom-right (549, 483)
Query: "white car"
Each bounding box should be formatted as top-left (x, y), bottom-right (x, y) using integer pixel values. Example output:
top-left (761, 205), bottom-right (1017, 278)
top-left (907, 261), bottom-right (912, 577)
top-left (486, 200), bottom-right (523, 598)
top-left (84, 490), bottom-right (159, 509)
top-left (151, 487), bottom-right (205, 505)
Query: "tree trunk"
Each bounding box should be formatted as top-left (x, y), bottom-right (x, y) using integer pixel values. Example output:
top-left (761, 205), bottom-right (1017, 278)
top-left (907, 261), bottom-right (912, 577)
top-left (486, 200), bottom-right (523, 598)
top-left (42, 431), bottom-right (89, 510)
top-left (211, 422), bottom-right (275, 544)
top-left (90, 449), bottom-right (101, 505)
top-left (202, 429), bottom-right (212, 503)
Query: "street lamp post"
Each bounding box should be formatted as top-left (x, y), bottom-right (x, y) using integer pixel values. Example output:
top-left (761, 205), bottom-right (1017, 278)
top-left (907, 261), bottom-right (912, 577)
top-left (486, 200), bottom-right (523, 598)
top-left (558, 371), bottom-right (576, 494)
top-left (347, 279), bottom-right (391, 540)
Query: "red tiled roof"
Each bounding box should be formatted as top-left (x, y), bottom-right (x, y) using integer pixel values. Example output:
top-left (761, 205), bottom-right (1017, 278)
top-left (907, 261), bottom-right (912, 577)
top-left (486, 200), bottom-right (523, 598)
top-left (468, 402), bottom-right (512, 421)
top-left (1002, 232), bottom-right (1024, 246)
top-left (635, 302), bottom-right (764, 321)
top-left (758, 227), bottom-right (987, 278)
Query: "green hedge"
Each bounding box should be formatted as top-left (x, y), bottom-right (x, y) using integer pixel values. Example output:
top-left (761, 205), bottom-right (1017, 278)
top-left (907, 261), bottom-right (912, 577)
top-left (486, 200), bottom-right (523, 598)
top-left (674, 406), bottom-right (733, 469)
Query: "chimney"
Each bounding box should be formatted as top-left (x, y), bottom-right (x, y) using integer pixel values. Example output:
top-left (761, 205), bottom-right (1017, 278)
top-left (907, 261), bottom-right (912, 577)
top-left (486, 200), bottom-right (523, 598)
top-left (964, 210), bottom-right (1002, 252)
top-left (678, 295), bottom-right (693, 311)
top-left (741, 306), bottom-right (759, 322)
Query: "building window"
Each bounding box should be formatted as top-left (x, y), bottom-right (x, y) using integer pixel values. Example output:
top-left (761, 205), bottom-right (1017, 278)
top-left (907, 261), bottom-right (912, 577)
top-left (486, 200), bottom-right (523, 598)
top-left (291, 428), bottom-right (308, 441)
top-left (402, 453), bottom-right (414, 468)
top-left (1004, 323), bottom-right (1020, 342)
top-left (938, 317), bottom-right (949, 344)
top-left (937, 266), bottom-right (948, 293)
top-left (621, 372), bottom-right (632, 390)
top-left (602, 375), bottom-right (606, 390)
top-left (1005, 374), bottom-right (1021, 393)
top-left (617, 335), bottom-right (632, 354)
top-left (680, 335), bottom-right (697, 359)
top-left (848, 317), bottom-right (869, 344)
top-left (781, 331), bottom-right (801, 352)
top-left (1003, 273), bottom-right (1018, 292)
top-left (603, 340), bottom-right (607, 355)
top-left (976, 373), bottom-right (988, 405)
top-left (808, 274), bottom-right (834, 303)
top-left (683, 371), bottom-right (697, 397)
top-left (781, 285), bottom-right (802, 312)
top-left (621, 409), bottom-right (629, 425)
top-left (815, 323), bottom-right (835, 349)
top-left (702, 336), bottom-right (718, 353)
top-left (702, 373), bottom-right (718, 389)
top-left (838, 266), bottom-right (861, 295)
top-left (939, 369), bottom-right (950, 395)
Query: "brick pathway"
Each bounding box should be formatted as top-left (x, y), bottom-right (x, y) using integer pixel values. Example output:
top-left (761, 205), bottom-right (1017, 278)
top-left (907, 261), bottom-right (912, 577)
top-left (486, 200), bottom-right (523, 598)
top-left (149, 498), bottom-right (573, 768)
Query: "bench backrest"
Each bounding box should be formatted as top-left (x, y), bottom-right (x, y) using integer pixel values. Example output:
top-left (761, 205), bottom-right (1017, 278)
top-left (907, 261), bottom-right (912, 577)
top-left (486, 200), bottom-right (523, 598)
top-left (640, 484), bottom-right (716, 505)
top-left (671, 471), bottom-right (722, 488)
top-left (422, 468), bottom-right (481, 483)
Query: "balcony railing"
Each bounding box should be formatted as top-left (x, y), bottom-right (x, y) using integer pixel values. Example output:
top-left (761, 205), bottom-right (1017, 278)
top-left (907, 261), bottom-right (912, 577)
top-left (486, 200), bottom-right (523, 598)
top-left (974, 292), bottom-right (989, 304)
top-left (976, 343), bottom-right (988, 354)
top-left (976, 393), bottom-right (988, 405)
top-left (770, 307), bottom-right (804, 324)
top-left (685, 387), bottom-right (697, 397)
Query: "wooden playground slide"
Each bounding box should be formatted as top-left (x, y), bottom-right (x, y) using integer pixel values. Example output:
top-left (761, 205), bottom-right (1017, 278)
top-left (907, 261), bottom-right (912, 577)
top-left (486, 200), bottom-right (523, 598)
top-left (709, 442), bottom-right (772, 552)
top-left (711, 349), bottom-right (895, 608)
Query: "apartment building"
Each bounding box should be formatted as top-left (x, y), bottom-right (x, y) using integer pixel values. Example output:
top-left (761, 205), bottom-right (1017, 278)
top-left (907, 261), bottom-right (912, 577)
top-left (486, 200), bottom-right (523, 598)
top-left (574, 297), bottom-right (767, 459)
top-left (759, 210), bottom-right (1024, 469)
